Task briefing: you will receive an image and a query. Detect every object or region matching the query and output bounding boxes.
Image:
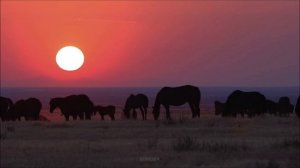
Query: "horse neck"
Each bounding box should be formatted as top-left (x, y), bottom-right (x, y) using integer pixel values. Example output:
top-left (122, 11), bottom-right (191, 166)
top-left (154, 98), bottom-right (161, 111)
top-left (124, 98), bottom-right (132, 110)
top-left (53, 98), bottom-right (64, 111)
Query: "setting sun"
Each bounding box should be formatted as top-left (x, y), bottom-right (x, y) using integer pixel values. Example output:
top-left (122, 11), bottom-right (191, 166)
top-left (56, 46), bottom-right (85, 71)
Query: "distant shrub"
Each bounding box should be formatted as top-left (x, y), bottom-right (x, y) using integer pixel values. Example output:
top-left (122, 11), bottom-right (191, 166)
top-left (198, 141), bottom-right (249, 153)
top-left (173, 135), bottom-right (199, 152)
top-left (173, 136), bottom-right (249, 153)
top-left (254, 160), bottom-right (280, 168)
top-left (272, 138), bottom-right (300, 148)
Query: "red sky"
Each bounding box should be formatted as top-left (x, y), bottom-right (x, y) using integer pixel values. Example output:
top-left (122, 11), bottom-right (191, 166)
top-left (1, 1), bottom-right (299, 87)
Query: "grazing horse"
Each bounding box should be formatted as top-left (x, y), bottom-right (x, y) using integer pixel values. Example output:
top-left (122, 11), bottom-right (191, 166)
top-left (50, 94), bottom-right (94, 121)
top-left (277, 96), bottom-right (294, 117)
top-left (123, 94), bottom-right (148, 120)
top-left (0, 96), bottom-right (14, 121)
top-left (222, 90), bottom-right (266, 118)
top-left (214, 101), bottom-right (225, 116)
top-left (295, 96), bottom-right (300, 118)
top-left (265, 99), bottom-right (278, 115)
top-left (153, 85), bottom-right (201, 120)
top-left (94, 105), bottom-right (116, 120)
top-left (10, 98), bottom-right (42, 121)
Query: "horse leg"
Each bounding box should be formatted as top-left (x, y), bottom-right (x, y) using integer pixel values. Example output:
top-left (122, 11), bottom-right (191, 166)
top-left (110, 114), bottom-right (115, 120)
top-left (132, 109), bottom-right (137, 120)
top-left (101, 114), bottom-right (104, 120)
top-left (188, 102), bottom-right (196, 118)
top-left (139, 107), bottom-right (145, 120)
top-left (35, 115), bottom-right (39, 121)
top-left (73, 114), bottom-right (77, 120)
top-left (65, 114), bottom-right (69, 121)
top-left (193, 101), bottom-right (200, 118)
top-left (79, 113), bottom-right (84, 120)
top-left (144, 106), bottom-right (147, 120)
top-left (196, 104), bottom-right (200, 118)
top-left (164, 105), bottom-right (171, 120)
top-left (85, 112), bottom-right (91, 120)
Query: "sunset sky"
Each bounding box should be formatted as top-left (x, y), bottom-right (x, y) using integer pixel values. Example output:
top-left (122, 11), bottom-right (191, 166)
top-left (1, 1), bottom-right (299, 87)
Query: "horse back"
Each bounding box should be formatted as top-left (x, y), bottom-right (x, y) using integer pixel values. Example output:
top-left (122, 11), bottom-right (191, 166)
top-left (157, 85), bottom-right (200, 105)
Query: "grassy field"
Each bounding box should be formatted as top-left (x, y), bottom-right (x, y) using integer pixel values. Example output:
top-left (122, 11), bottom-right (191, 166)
top-left (1, 116), bottom-right (299, 168)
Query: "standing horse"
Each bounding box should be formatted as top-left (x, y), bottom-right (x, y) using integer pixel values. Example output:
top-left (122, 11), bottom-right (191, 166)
top-left (11, 98), bottom-right (42, 121)
top-left (50, 94), bottom-right (94, 121)
top-left (153, 85), bottom-right (201, 120)
top-left (295, 96), bottom-right (300, 118)
top-left (277, 96), bottom-right (294, 117)
top-left (219, 90), bottom-right (266, 118)
top-left (123, 94), bottom-right (148, 120)
top-left (94, 105), bottom-right (116, 120)
top-left (0, 96), bottom-right (14, 121)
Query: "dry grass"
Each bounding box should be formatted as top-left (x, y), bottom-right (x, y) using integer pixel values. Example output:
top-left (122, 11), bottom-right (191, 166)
top-left (0, 116), bottom-right (299, 168)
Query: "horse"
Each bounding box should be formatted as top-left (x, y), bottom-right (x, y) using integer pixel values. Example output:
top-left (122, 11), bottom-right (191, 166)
top-left (223, 90), bottom-right (266, 118)
top-left (50, 94), bottom-right (94, 121)
top-left (265, 99), bottom-right (278, 115)
top-left (277, 96), bottom-right (294, 117)
top-left (123, 94), bottom-right (148, 120)
top-left (153, 85), bottom-right (201, 120)
top-left (295, 96), bottom-right (300, 118)
top-left (10, 98), bottom-right (42, 121)
top-left (0, 96), bottom-right (14, 121)
top-left (94, 105), bottom-right (116, 120)
top-left (214, 101), bottom-right (225, 116)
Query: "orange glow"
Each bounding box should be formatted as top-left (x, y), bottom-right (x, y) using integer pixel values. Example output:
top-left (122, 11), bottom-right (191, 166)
top-left (1, 1), bottom-right (299, 87)
top-left (1, 1), bottom-right (139, 86)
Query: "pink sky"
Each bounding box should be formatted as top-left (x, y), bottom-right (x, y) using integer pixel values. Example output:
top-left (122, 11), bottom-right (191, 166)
top-left (1, 1), bottom-right (299, 87)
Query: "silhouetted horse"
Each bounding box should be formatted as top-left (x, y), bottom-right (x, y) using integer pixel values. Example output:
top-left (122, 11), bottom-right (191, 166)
top-left (153, 85), bottom-right (201, 120)
top-left (265, 99), bottom-right (278, 115)
top-left (50, 94), bottom-right (94, 121)
top-left (77, 94), bottom-right (95, 120)
top-left (10, 98), bottom-right (42, 121)
top-left (295, 96), bottom-right (300, 118)
top-left (0, 96), bottom-right (14, 121)
top-left (123, 94), bottom-right (148, 120)
top-left (277, 96), bottom-right (294, 117)
top-left (94, 105), bottom-right (116, 120)
top-left (219, 90), bottom-right (266, 118)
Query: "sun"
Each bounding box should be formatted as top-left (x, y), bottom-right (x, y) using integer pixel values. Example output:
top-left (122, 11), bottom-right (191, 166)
top-left (56, 46), bottom-right (85, 71)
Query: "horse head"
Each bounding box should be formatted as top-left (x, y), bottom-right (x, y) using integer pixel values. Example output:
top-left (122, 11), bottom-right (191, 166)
top-left (214, 101), bottom-right (225, 116)
top-left (49, 98), bottom-right (60, 113)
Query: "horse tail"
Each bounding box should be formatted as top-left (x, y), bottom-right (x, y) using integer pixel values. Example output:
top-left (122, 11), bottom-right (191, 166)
top-left (194, 87), bottom-right (201, 117)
